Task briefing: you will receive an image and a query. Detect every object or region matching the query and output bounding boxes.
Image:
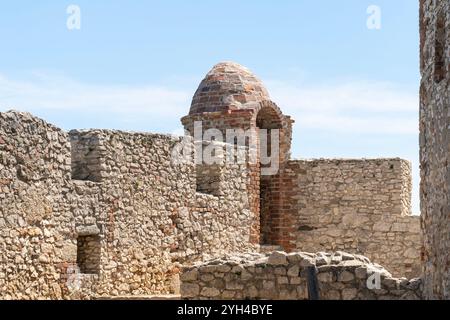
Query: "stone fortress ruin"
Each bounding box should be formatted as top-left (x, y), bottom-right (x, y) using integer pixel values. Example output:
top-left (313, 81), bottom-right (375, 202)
top-left (0, 0), bottom-right (448, 300)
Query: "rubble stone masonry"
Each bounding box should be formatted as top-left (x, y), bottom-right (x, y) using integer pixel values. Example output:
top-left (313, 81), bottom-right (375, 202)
top-left (263, 159), bottom-right (421, 279)
top-left (0, 111), bottom-right (255, 299)
top-left (180, 251), bottom-right (422, 300)
top-left (419, 0), bottom-right (450, 300)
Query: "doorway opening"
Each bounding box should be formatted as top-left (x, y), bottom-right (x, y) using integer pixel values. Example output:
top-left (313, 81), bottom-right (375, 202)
top-left (256, 106), bottom-right (283, 245)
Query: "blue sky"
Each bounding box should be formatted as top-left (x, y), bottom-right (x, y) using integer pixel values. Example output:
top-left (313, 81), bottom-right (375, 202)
top-left (0, 0), bottom-right (421, 213)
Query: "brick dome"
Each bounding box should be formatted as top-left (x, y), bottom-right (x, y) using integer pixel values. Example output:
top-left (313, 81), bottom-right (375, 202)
top-left (189, 62), bottom-right (270, 115)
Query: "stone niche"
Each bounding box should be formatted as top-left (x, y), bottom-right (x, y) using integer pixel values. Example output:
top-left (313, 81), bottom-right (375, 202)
top-left (196, 164), bottom-right (222, 196)
top-left (76, 235), bottom-right (101, 275)
top-left (70, 131), bottom-right (104, 182)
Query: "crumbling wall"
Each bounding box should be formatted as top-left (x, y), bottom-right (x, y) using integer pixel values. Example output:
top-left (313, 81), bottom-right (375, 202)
top-left (419, 0), bottom-right (450, 300)
top-left (68, 130), bottom-right (256, 298)
top-left (180, 251), bottom-right (422, 300)
top-left (0, 111), bottom-right (75, 299)
top-left (263, 159), bottom-right (421, 278)
top-left (0, 111), bottom-right (256, 299)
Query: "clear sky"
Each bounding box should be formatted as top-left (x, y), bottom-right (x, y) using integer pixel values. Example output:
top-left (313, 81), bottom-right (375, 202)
top-left (0, 0), bottom-right (421, 213)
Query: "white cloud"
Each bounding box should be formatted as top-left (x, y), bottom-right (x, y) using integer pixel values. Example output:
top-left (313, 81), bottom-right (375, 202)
top-left (297, 114), bottom-right (417, 135)
top-left (266, 80), bottom-right (419, 135)
top-left (0, 72), bottom-right (418, 135)
top-left (0, 72), bottom-right (191, 118)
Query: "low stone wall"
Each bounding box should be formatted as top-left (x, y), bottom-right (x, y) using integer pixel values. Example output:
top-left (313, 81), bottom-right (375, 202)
top-left (180, 251), bottom-right (422, 300)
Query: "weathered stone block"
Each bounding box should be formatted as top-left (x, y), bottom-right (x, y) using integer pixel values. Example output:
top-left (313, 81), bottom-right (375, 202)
top-left (267, 251), bottom-right (288, 266)
top-left (181, 283), bottom-right (200, 298)
top-left (200, 287), bottom-right (220, 298)
top-left (342, 288), bottom-right (357, 300)
top-left (287, 265), bottom-right (300, 277)
top-left (338, 271), bottom-right (355, 283)
top-left (317, 272), bottom-right (334, 283)
top-left (180, 269), bottom-right (198, 282)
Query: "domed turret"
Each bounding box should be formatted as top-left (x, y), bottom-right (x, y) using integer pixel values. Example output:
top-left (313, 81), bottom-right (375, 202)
top-left (181, 62), bottom-right (294, 247)
top-left (189, 62), bottom-right (270, 115)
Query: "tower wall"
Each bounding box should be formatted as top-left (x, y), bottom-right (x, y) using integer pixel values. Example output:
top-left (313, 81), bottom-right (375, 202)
top-left (419, 0), bottom-right (450, 300)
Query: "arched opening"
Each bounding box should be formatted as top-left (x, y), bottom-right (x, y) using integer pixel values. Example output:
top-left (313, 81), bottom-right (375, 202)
top-left (256, 106), bottom-right (283, 245)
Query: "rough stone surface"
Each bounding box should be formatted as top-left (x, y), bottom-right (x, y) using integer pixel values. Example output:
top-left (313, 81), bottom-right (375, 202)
top-left (180, 251), bottom-right (422, 300)
top-left (275, 159), bottom-right (422, 279)
top-left (419, 0), bottom-right (450, 300)
top-left (0, 111), bottom-right (256, 299)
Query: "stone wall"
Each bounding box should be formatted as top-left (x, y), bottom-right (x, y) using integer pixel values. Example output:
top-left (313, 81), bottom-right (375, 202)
top-left (180, 251), bottom-right (422, 300)
top-left (0, 111), bottom-right (256, 299)
top-left (419, 0), bottom-right (450, 300)
top-left (261, 159), bottom-right (421, 278)
top-left (0, 111), bottom-right (422, 299)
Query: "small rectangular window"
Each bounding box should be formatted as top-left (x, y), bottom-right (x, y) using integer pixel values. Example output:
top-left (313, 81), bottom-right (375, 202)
top-left (76, 235), bottom-right (101, 275)
top-left (70, 132), bottom-right (103, 182)
top-left (196, 164), bottom-right (221, 196)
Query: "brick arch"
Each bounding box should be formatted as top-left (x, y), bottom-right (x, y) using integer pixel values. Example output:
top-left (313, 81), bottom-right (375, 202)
top-left (256, 106), bottom-right (283, 130)
top-left (253, 101), bottom-right (294, 247)
top-left (253, 101), bottom-right (285, 125)
top-left (252, 100), bottom-right (293, 166)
